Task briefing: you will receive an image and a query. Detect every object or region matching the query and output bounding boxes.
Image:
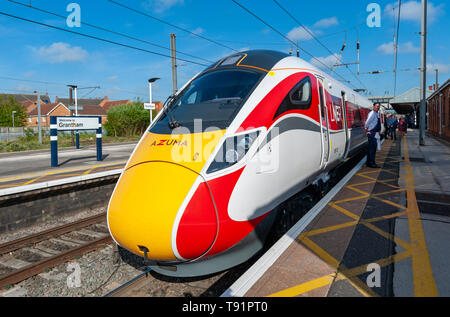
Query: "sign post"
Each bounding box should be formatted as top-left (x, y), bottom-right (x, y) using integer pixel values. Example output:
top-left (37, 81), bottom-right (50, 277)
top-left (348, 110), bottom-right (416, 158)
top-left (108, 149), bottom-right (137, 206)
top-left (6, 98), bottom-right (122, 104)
top-left (144, 102), bottom-right (156, 124)
top-left (147, 78), bottom-right (160, 125)
top-left (50, 116), bottom-right (102, 167)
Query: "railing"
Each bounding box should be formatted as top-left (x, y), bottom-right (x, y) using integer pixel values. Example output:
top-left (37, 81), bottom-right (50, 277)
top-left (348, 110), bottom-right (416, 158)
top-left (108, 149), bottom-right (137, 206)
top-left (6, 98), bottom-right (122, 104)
top-left (0, 127), bottom-right (104, 142)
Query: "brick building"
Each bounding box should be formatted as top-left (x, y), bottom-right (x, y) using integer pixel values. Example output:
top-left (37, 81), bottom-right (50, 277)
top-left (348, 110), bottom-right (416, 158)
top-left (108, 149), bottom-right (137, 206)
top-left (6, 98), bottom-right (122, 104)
top-left (27, 102), bottom-right (70, 127)
top-left (427, 78), bottom-right (450, 141)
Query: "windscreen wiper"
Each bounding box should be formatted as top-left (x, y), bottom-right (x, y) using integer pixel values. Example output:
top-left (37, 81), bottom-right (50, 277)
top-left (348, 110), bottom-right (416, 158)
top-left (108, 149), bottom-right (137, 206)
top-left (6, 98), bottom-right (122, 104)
top-left (162, 95), bottom-right (181, 129)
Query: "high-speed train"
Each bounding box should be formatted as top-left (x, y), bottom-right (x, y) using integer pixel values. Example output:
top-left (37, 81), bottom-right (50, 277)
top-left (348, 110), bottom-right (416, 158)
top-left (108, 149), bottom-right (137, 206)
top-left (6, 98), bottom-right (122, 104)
top-left (107, 50), bottom-right (382, 277)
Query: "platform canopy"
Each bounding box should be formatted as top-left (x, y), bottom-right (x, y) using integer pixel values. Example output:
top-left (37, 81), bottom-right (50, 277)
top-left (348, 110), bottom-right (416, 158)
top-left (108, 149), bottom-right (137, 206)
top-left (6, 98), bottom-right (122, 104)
top-left (390, 87), bottom-right (433, 114)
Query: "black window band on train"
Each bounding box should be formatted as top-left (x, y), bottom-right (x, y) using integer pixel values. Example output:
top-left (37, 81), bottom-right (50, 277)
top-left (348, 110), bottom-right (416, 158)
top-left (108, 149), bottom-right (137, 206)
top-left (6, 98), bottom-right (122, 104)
top-left (150, 69), bottom-right (264, 135)
top-left (273, 76), bottom-right (312, 120)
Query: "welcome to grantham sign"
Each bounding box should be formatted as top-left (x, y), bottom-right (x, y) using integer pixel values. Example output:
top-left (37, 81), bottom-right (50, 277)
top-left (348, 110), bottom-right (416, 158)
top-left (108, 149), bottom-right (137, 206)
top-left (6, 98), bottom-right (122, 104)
top-left (50, 116), bottom-right (103, 167)
top-left (56, 117), bottom-right (99, 131)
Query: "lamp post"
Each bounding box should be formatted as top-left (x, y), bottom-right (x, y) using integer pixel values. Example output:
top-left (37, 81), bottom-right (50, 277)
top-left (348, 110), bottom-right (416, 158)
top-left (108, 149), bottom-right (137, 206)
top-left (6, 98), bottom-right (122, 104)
top-left (148, 77), bottom-right (160, 124)
top-left (67, 85), bottom-right (79, 148)
top-left (33, 91), bottom-right (42, 144)
top-left (12, 111), bottom-right (16, 128)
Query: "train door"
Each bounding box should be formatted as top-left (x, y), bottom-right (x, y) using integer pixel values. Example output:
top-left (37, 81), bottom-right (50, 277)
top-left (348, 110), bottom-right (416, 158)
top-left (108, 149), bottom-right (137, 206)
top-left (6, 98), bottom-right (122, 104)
top-left (318, 80), bottom-right (330, 168)
top-left (341, 91), bottom-right (350, 159)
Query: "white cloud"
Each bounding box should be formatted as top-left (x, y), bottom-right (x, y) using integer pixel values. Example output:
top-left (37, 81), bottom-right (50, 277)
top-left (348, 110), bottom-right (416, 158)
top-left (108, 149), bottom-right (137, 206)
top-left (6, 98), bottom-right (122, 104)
top-left (34, 42), bottom-right (88, 63)
top-left (313, 17), bottom-right (339, 28)
top-left (287, 26), bottom-right (322, 42)
top-left (287, 17), bottom-right (337, 42)
top-left (191, 27), bottom-right (204, 35)
top-left (376, 41), bottom-right (420, 55)
top-left (142, 0), bottom-right (184, 13)
top-left (310, 54), bottom-right (341, 69)
top-left (107, 75), bottom-right (120, 82)
top-left (384, 0), bottom-right (444, 23)
top-left (427, 63), bottom-right (450, 74)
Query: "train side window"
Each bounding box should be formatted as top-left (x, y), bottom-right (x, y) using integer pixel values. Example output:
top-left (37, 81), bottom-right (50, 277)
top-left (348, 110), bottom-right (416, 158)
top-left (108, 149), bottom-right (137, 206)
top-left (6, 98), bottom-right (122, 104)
top-left (273, 76), bottom-right (312, 119)
top-left (319, 86), bottom-right (326, 119)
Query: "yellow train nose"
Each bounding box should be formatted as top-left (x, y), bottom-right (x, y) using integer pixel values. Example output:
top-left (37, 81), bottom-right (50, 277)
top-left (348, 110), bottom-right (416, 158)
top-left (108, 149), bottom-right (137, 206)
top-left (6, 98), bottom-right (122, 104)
top-left (107, 161), bottom-right (200, 261)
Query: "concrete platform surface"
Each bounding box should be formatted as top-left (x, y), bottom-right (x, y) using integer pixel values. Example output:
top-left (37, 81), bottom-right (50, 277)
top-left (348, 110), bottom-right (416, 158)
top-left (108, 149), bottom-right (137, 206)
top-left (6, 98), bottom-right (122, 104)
top-left (224, 130), bottom-right (450, 297)
top-left (0, 142), bottom-right (136, 190)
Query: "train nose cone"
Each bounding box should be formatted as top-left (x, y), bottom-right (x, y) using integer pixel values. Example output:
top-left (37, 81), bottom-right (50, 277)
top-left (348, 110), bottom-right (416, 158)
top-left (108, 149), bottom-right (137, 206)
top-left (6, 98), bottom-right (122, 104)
top-left (107, 161), bottom-right (212, 261)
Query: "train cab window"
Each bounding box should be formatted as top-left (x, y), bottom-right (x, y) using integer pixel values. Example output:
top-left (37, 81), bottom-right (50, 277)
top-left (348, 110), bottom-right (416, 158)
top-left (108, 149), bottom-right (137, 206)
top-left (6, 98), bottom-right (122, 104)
top-left (150, 69), bottom-right (263, 134)
top-left (273, 76), bottom-right (312, 119)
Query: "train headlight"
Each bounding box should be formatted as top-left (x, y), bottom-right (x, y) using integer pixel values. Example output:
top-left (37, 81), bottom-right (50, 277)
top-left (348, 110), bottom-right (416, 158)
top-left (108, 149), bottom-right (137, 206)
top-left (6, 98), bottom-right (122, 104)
top-left (206, 131), bottom-right (260, 174)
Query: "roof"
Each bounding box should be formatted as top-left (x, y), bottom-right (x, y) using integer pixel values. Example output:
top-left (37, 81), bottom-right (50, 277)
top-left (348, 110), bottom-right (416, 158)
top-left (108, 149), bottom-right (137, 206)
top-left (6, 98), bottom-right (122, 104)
top-left (57, 97), bottom-right (104, 107)
top-left (102, 99), bottom-right (131, 112)
top-left (0, 93), bottom-right (51, 104)
top-left (28, 102), bottom-right (68, 116)
top-left (390, 87), bottom-right (433, 104)
top-left (204, 50), bottom-right (289, 74)
top-left (390, 87), bottom-right (433, 114)
top-left (428, 78), bottom-right (450, 100)
top-left (77, 105), bottom-right (107, 116)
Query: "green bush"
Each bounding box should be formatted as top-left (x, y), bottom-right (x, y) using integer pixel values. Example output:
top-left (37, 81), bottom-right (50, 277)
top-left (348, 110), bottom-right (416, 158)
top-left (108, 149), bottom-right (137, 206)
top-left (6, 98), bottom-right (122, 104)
top-left (106, 102), bottom-right (155, 137)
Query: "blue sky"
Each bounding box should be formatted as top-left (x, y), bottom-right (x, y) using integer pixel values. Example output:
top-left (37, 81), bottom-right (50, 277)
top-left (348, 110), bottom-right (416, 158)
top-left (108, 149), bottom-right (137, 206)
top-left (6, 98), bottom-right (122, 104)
top-left (0, 0), bottom-right (448, 103)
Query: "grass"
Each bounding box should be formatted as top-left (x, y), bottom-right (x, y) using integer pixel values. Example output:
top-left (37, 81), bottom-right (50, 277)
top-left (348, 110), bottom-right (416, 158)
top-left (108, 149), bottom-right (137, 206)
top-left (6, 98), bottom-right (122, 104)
top-left (0, 133), bottom-right (141, 153)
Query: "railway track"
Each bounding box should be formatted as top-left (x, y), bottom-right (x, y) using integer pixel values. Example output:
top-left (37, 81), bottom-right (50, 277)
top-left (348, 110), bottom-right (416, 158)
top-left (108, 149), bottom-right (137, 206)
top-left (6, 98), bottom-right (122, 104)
top-left (0, 148), bottom-right (367, 296)
top-left (0, 212), bottom-right (112, 289)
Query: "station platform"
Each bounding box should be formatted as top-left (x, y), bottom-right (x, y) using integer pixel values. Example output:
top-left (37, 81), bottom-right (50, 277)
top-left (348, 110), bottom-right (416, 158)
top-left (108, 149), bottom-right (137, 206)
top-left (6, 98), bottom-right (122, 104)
top-left (224, 129), bottom-right (450, 297)
top-left (0, 142), bottom-right (135, 191)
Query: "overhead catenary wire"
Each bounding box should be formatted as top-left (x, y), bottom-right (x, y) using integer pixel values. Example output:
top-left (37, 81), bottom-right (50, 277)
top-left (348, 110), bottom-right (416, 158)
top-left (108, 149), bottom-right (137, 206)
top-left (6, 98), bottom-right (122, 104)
top-left (231, 0), bottom-right (358, 89)
top-left (7, 0), bottom-right (214, 64)
top-left (107, 0), bottom-right (239, 53)
top-left (0, 11), bottom-right (209, 67)
top-left (231, 0), bottom-right (299, 50)
top-left (271, 0), bottom-right (369, 92)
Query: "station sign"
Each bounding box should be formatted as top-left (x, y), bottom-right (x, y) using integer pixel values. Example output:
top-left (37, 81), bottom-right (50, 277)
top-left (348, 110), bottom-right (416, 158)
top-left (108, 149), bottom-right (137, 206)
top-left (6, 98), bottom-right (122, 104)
top-left (144, 103), bottom-right (156, 110)
top-left (56, 116), bottom-right (99, 131)
top-left (68, 105), bottom-right (84, 111)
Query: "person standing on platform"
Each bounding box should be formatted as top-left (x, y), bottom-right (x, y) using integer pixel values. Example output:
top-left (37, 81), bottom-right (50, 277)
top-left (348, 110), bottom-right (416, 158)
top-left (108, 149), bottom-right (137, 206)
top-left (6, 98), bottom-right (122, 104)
top-left (385, 114), bottom-right (391, 139)
top-left (364, 102), bottom-right (381, 168)
top-left (388, 115), bottom-right (398, 140)
top-left (398, 117), bottom-right (407, 137)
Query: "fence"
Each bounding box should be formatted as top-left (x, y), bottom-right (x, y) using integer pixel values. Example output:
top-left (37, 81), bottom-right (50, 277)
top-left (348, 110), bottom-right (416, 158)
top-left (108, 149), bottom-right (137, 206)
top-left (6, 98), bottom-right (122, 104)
top-left (0, 127), bottom-right (105, 142)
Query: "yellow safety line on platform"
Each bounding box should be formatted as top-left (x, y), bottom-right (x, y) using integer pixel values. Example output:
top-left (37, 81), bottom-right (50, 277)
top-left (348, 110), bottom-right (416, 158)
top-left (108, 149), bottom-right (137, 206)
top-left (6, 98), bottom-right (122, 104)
top-left (83, 164), bottom-right (100, 175)
top-left (267, 140), bottom-right (417, 297)
top-left (21, 172), bottom-right (52, 186)
top-left (402, 137), bottom-right (438, 296)
top-left (267, 273), bottom-right (336, 297)
top-left (0, 160), bottom-right (126, 183)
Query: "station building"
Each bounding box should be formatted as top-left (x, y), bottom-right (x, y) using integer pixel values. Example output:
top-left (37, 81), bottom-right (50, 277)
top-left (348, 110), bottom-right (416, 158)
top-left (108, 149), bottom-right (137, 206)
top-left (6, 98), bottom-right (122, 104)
top-left (427, 78), bottom-right (450, 142)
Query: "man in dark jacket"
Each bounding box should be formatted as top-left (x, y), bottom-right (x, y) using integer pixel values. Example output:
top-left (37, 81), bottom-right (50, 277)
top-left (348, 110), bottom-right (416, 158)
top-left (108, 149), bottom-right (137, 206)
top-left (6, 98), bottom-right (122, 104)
top-left (387, 115), bottom-right (398, 140)
top-left (364, 102), bottom-right (381, 168)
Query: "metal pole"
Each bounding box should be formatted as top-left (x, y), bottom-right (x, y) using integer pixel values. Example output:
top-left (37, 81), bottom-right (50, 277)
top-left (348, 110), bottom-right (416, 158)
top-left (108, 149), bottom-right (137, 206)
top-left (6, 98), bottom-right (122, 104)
top-left (12, 111), bottom-right (15, 128)
top-left (357, 39), bottom-right (360, 75)
top-left (419, 0), bottom-right (427, 146)
top-left (435, 69), bottom-right (438, 89)
top-left (439, 93), bottom-right (443, 136)
top-left (74, 86), bottom-right (80, 149)
top-left (148, 81), bottom-right (153, 124)
top-left (36, 92), bottom-right (42, 144)
top-left (170, 33), bottom-right (178, 95)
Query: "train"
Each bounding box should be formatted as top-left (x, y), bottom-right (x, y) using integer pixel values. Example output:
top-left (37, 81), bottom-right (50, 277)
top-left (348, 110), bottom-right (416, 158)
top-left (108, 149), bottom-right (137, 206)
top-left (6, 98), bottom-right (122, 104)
top-left (107, 50), bottom-right (384, 277)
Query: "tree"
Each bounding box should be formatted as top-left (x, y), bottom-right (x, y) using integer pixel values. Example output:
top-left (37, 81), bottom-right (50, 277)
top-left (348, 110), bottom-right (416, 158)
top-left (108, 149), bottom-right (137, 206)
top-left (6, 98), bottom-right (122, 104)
top-left (0, 96), bottom-right (27, 127)
top-left (104, 102), bottom-right (155, 137)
